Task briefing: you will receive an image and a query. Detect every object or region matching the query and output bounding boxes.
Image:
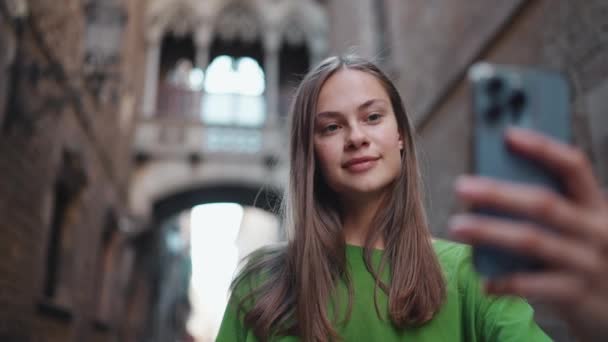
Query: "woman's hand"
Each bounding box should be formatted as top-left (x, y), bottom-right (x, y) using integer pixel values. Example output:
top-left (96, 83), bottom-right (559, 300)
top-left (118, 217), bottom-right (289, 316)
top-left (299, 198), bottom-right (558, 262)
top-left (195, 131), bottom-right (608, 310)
top-left (448, 128), bottom-right (608, 341)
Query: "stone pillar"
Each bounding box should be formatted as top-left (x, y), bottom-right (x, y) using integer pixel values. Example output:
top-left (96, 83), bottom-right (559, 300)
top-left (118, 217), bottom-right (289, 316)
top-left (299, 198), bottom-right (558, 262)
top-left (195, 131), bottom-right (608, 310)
top-left (264, 30), bottom-right (281, 127)
top-left (142, 41), bottom-right (161, 118)
top-left (195, 26), bottom-right (212, 71)
top-left (195, 46), bottom-right (209, 71)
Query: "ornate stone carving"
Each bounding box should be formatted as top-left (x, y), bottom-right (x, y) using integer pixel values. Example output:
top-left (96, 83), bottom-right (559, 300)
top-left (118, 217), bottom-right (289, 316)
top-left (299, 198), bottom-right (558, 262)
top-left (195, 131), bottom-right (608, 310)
top-left (141, 0), bottom-right (330, 121)
top-left (277, 1), bottom-right (329, 57)
top-left (145, 0), bottom-right (202, 44)
top-left (145, 0), bottom-right (329, 53)
top-left (215, 3), bottom-right (261, 43)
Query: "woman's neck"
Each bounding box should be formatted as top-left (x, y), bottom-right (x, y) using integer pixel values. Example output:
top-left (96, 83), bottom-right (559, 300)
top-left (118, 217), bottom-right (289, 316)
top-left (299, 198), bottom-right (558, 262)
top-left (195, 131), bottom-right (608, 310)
top-left (340, 192), bottom-right (386, 249)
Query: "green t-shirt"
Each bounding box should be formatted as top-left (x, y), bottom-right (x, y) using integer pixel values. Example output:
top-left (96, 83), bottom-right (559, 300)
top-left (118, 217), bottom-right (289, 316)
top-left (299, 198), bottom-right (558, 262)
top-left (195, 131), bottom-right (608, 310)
top-left (216, 239), bottom-right (551, 341)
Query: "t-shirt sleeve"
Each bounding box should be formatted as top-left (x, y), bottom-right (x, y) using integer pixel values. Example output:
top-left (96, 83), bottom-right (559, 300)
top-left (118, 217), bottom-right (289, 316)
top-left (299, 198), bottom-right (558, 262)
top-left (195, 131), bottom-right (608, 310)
top-left (217, 245), bottom-right (287, 342)
top-left (457, 247), bottom-right (552, 341)
top-left (216, 292), bottom-right (256, 342)
top-left (479, 294), bottom-right (552, 341)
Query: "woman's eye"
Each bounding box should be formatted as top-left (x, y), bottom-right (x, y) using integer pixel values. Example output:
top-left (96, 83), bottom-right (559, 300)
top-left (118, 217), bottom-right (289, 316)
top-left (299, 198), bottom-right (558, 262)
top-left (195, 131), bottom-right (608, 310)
top-left (367, 113), bottom-right (382, 122)
top-left (323, 124), bottom-right (340, 133)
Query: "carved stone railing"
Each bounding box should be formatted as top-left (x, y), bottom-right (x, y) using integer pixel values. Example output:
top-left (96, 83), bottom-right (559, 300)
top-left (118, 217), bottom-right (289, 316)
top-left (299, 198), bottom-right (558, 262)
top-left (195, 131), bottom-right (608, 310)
top-left (156, 83), bottom-right (204, 120)
top-left (133, 117), bottom-right (286, 159)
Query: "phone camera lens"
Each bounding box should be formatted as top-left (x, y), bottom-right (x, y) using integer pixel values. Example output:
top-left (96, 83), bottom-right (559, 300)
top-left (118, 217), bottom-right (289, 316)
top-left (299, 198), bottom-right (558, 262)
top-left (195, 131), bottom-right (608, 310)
top-left (509, 90), bottom-right (526, 118)
top-left (486, 77), bottom-right (503, 96)
top-left (485, 104), bottom-right (502, 122)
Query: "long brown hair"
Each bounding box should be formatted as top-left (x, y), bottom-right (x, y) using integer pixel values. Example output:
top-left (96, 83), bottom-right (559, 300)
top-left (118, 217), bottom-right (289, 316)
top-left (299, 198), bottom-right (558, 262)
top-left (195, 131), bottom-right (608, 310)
top-left (231, 55), bottom-right (446, 341)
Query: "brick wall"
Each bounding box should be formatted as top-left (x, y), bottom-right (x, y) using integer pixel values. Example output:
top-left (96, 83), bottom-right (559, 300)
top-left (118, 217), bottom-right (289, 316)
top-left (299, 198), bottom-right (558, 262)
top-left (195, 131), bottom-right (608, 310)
top-left (383, 0), bottom-right (608, 233)
top-left (2, 0), bottom-right (605, 340)
top-left (0, 0), bottom-right (146, 340)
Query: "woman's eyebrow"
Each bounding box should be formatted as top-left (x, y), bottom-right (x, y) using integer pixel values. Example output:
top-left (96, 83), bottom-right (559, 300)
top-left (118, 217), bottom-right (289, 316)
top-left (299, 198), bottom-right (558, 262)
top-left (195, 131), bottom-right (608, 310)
top-left (316, 99), bottom-right (387, 118)
top-left (315, 111), bottom-right (342, 119)
top-left (358, 98), bottom-right (387, 111)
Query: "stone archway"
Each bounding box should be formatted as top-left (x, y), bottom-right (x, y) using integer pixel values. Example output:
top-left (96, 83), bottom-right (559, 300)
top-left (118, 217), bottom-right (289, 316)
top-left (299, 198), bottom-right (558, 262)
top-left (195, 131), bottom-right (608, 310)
top-left (152, 183), bottom-right (281, 223)
top-left (129, 157), bottom-right (287, 219)
top-left (150, 181), bottom-right (283, 341)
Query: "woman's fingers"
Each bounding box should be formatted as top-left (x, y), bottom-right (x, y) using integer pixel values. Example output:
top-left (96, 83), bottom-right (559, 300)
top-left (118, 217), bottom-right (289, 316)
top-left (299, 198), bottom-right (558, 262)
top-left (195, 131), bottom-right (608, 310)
top-left (505, 128), bottom-right (604, 209)
top-left (454, 176), bottom-right (592, 238)
top-left (448, 214), bottom-right (603, 276)
top-left (453, 129), bottom-right (608, 341)
top-left (454, 175), bottom-right (608, 243)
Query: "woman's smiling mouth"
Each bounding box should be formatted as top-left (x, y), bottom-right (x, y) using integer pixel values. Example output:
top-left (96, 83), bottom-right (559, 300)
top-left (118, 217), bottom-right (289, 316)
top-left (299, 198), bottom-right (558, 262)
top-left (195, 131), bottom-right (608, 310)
top-left (342, 156), bottom-right (380, 173)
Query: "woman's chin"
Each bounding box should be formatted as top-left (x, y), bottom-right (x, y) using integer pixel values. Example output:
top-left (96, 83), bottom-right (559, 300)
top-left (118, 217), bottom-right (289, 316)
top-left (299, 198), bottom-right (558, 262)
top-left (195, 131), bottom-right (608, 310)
top-left (339, 183), bottom-right (391, 199)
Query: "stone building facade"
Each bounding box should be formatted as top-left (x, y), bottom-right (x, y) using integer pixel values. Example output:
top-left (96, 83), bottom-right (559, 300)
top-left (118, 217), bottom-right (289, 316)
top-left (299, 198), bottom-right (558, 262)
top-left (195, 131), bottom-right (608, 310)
top-left (130, 0), bottom-right (329, 222)
top-left (0, 0), bottom-right (147, 340)
top-left (0, 0), bottom-right (606, 341)
top-left (386, 0), bottom-right (608, 236)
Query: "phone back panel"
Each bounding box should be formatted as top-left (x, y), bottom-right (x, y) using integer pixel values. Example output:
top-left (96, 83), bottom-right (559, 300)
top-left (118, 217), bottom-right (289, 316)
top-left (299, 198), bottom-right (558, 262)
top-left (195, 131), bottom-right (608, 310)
top-left (469, 63), bottom-right (571, 278)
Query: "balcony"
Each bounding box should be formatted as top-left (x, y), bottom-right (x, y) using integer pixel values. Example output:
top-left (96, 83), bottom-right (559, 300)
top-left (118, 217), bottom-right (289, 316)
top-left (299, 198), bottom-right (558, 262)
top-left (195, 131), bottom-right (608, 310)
top-left (134, 83), bottom-right (285, 161)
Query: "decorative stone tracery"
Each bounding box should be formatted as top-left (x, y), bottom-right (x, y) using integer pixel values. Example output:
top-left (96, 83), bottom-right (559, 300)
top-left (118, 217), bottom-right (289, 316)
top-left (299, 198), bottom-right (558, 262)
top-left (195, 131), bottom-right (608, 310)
top-left (141, 0), bottom-right (329, 120)
top-left (133, 0), bottom-right (329, 219)
top-left (215, 3), bottom-right (261, 43)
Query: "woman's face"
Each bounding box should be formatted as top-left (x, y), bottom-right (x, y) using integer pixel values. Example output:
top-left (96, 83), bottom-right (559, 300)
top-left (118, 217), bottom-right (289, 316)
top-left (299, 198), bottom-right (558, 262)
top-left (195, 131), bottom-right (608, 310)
top-left (313, 69), bottom-right (403, 199)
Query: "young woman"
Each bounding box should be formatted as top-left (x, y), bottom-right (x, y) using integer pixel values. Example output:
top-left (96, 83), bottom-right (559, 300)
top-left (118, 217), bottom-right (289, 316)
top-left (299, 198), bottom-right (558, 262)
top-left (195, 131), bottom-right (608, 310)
top-left (216, 55), bottom-right (553, 341)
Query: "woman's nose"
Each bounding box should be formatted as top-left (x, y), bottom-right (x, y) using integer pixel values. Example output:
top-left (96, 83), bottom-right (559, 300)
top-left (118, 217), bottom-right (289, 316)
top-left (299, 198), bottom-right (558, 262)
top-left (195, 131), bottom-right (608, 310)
top-left (346, 125), bottom-right (369, 149)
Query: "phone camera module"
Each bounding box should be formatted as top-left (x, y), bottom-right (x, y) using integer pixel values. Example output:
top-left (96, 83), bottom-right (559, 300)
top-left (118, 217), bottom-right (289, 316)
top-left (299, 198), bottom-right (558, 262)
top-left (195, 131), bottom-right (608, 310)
top-left (485, 77), bottom-right (503, 97)
top-left (509, 90), bottom-right (526, 119)
top-left (485, 103), bottom-right (502, 122)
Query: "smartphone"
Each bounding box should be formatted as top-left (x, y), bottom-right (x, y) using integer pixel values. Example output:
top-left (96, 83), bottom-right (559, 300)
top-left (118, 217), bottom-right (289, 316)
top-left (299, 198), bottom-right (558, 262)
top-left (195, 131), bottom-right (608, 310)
top-left (468, 62), bottom-right (571, 278)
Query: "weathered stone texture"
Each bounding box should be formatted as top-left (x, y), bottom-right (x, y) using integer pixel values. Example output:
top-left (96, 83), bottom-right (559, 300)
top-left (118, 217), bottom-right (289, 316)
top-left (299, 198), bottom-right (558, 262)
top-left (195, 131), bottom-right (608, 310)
top-left (1, 0), bottom-right (606, 340)
top-left (403, 0), bottom-right (608, 235)
top-left (0, 0), bottom-right (146, 340)
top-left (386, 0), bottom-right (525, 123)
